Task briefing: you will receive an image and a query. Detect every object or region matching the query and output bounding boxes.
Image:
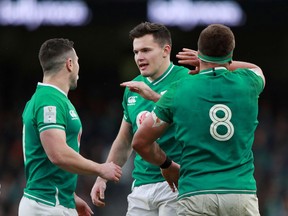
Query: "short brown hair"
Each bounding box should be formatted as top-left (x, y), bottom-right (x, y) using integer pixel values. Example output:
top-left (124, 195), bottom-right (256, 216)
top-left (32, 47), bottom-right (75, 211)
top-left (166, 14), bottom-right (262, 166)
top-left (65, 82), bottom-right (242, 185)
top-left (198, 24), bottom-right (235, 57)
top-left (38, 38), bottom-right (74, 73)
top-left (129, 22), bottom-right (172, 48)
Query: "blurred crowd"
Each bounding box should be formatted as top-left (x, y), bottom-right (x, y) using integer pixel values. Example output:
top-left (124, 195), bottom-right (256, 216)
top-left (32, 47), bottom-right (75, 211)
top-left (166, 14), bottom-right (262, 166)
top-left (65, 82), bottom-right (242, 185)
top-left (0, 78), bottom-right (287, 216)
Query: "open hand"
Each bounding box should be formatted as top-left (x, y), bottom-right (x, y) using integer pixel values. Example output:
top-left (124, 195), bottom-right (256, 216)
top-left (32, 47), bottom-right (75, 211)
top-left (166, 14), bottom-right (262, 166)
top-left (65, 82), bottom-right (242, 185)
top-left (90, 177), bottom-right (107, 207)
top-left (161, 161), bottom-right (180, 192)
top-left (176, 48), bottom-right (200, 74)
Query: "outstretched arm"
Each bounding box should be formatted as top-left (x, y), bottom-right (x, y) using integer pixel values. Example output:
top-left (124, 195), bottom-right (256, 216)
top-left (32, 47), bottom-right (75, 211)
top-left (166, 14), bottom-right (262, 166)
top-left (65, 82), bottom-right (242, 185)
top-left (228, 61), bottom-right (265, 85)
top-left (120, 81), bottom-right (161, 102)
top-left (176, 48), bottom-right (265, 85)
top-left (40, 129), bottom-right (122, 181)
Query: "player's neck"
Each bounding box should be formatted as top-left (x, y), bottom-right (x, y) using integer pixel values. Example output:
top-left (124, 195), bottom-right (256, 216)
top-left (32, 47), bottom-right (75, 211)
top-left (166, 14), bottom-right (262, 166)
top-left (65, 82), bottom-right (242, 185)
top-left (200, 62), bottom-right (228, 71)
top-left (43, 74), bottom-right (69, 94)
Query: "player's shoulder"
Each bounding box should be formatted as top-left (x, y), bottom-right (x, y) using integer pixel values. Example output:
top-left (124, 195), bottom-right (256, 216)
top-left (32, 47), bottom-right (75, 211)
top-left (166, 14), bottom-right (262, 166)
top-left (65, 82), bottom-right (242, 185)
top-left (233, 68), bottom-right (262, 79)
top-left (172, 64), bottom-right (190, 73)
top-left (232, 68), bottom-right (265, 90)
top-left (35, 86), bottom-right (67, 107)
top-left (168, 65), bottom-right (190, 81)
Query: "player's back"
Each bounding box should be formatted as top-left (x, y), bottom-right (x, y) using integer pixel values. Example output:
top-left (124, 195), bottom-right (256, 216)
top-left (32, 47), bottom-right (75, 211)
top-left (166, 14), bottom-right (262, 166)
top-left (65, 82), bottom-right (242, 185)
top-left (170, 67), bottom-right (264, 198)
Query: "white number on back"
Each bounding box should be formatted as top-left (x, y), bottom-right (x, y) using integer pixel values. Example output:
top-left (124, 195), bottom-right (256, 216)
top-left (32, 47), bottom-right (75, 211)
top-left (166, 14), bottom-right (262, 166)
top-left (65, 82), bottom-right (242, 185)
top-left (209, 104), bottom-right (234, 141)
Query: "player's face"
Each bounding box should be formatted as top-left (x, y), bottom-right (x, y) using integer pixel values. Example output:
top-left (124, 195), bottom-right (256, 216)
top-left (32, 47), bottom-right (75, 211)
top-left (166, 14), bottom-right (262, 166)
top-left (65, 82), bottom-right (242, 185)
top-left (69, 49), bottom-right (79, 90)
top-left (133, 34), bottom-right (169, 80)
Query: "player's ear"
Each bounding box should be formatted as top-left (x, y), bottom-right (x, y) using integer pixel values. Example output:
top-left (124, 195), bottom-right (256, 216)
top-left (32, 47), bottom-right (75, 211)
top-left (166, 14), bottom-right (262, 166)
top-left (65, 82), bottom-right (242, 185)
top-left (163, 44), bottom-right (171, 58)
top-left (66, 58), bottom-right (73, 72)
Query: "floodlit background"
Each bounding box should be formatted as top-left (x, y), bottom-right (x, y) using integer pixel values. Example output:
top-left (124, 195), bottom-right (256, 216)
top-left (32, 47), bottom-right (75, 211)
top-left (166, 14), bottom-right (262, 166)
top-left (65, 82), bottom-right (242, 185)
top-left (0, 0), bottom-right (288, 215)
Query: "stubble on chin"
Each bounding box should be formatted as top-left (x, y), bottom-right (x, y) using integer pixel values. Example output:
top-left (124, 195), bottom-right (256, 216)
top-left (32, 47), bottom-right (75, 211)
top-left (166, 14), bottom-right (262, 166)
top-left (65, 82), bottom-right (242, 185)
top-left (69, 79), bottom-right (78, 90)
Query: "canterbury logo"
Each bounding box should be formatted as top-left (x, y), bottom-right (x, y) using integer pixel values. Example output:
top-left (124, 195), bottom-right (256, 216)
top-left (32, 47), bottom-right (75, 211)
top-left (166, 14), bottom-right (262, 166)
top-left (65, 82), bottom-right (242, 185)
top-left (69, 110), bottom-right (78, 119)
top-left (128, 96), bottom-right (137, 105)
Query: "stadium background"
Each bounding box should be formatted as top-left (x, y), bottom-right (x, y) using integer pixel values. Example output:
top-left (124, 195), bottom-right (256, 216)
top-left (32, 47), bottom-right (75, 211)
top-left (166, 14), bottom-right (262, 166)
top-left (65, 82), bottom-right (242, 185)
top-left (0, 0), bottom-right (288, 215)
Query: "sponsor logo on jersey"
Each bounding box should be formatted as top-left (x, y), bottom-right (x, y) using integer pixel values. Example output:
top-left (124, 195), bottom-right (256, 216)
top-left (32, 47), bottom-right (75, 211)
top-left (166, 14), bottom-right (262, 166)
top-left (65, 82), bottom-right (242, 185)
top-left (136, 111), bottom-right (151, 128)
top-left (69, 110), bottom-right (79, 120)
top-left (127, 96), bottom-right (137, 106)
top-left (44, 106), bottom-right (56, 123)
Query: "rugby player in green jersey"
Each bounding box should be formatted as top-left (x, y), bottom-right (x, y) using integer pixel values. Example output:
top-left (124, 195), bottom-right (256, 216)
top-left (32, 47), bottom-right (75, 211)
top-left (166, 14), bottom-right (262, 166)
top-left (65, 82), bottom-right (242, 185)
top-left (19, 38), bottom-right (122, 216)
top-left (132, 24), bottom-right (265, 216)
top-left (90, 22), bottom-right (190, 215)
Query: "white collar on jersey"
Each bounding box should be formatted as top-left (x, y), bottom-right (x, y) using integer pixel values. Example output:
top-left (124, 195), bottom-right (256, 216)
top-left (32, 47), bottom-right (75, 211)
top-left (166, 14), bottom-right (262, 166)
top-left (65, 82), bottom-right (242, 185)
top-left (38, 82), bottom-right (67, 97)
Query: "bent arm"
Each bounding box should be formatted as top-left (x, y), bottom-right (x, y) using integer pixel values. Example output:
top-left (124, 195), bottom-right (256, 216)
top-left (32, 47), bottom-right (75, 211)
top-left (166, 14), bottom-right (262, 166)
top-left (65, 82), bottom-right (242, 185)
top-left (132, 113), bottom-right (180, 192)
top-left (41, 129), bottom-right (102, 175)
top-left (131, 113), bottom-right (169, 166)
top-left (228, 61), bottom-right (266, 86)
top-left (41, 129), bottom-right (122, 182)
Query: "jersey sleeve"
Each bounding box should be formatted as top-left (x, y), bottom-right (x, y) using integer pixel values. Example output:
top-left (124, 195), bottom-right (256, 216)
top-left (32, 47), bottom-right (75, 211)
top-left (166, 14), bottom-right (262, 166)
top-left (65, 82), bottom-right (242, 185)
top-left (247, 68), bottom-right (265, 93)
top-left (154, 81), bottom-right (179, 123)
top-left (35, 94), bottom-right (67, 133)
top-left (237, 68), bottom-right (265, 95)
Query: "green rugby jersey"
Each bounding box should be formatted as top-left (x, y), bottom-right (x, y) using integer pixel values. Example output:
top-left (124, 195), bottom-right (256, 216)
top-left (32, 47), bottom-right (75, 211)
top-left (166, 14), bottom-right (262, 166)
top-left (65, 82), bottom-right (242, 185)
top-left (122, 63), bottom-right (190, 187)
top-left (154, 67), bottom-right (264, 199)
top-left (22, 83), bottom-right (82, 208)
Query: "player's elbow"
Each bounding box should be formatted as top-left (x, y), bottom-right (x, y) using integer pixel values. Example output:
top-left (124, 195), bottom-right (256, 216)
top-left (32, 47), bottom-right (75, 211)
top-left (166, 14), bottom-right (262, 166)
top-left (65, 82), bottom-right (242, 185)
top-left (48, 152), bottom-right (66, 167)
top-left (131, 138), bottom-right (141, 152)
top-left (132, 139), bottom-right (146, 153)
top-left (132, 138), bottom-right (150, 155)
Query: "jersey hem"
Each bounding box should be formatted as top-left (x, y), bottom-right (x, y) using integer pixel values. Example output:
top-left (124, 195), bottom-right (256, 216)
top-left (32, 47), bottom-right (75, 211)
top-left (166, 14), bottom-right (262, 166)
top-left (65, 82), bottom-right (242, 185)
top-left (178, 189), bottom-right (257, 200)
top-left (24, 192), bottom-right (55, 206)
top-left (132, 179), bottom-right (166, 188)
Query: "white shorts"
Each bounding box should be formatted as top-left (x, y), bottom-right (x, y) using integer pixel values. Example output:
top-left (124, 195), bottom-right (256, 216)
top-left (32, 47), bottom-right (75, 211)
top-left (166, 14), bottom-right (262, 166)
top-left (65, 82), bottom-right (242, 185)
top-left (18, 196), bottom-right (78, 216)
top-left (126, 181), bottom-right (178, 216)
top-left (177, 193), bottom-right (260, 216)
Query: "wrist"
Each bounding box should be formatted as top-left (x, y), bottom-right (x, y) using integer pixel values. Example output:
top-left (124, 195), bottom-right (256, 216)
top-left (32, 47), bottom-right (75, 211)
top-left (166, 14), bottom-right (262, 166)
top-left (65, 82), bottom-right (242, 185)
top-left (97, 176), bottom-right (107, 183)
top-left (160, 156), bottom-right (172, 169)
top-left (152, 93), bottom-right (161, 102)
